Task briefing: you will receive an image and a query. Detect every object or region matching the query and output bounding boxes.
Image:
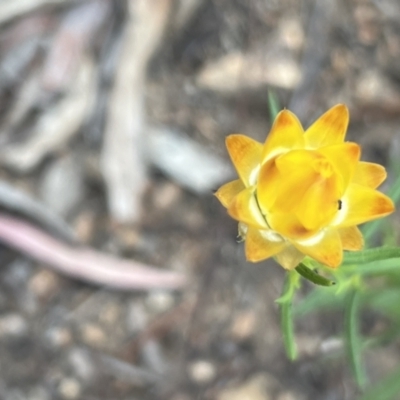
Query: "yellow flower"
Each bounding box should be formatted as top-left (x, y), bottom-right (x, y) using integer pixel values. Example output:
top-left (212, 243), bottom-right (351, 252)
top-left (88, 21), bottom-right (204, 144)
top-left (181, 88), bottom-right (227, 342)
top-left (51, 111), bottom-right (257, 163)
top-left (215, 104), bottom-right (395, 269)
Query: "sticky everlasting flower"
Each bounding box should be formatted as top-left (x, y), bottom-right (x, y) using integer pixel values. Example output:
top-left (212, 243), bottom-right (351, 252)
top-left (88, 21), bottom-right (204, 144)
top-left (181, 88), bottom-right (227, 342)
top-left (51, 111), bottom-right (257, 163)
top-left (215, 104), bottom-right (395, 270)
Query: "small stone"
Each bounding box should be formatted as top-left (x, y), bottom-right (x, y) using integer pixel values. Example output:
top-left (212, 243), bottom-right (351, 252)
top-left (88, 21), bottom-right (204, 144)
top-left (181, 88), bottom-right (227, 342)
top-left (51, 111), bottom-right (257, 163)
top-left (40, 155), bottom-right (85, 217)
top-left (355, 69), bottom-right (400, 108)
top-left (188, 360), bottom-right (216, 384)
top-left (72, 211), bottom-right (96, 243)
top-left (320, 337), bottom-right (343, 354)
top-left (141, 340), bottom-right (168, 375)
top-left (114, 226), bottom-right (141, 248)
top-left (80, 323), bottom-right (106, 348)
top-left (58, 377), bottom-right (81, 400)
top-left (99, 302), bottom-right (120, 326)
top-left (126, 301), bottom-right (148, 333)
top-left (28, 269), bottom-right (61, 301)
top-left (146, 291), bottom-right (174, 314)
top-left (230, 310), bottom-right (257, 340)
top-left (331, 48), bottom-right (350, 75)
top-left (67, 347), bottom-right (95, 382)
top-left (0, 313), bottom-right (28, 337)
top-left (296, 334), bottom-right (321, 357)
top-left (152, 182), bottom-right (181, 211)
top-left (46, 326), bottom-right (72, 348)
top-left (217, 374), bottom-right (278, 400)
top-left (355, 70), bottom-right (384, 102)
top-left (278, 17), bottom-right (304, 51)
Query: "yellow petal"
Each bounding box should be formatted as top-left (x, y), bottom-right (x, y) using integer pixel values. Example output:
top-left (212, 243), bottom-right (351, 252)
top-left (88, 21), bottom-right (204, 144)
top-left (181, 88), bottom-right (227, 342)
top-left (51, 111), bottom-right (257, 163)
top-left (335, 183), bottom-right (395, 227)
top-left (318, 142), bottom-right (361, 192)
top-left (275, 245), bottom-right (305, 270)
top-left (268, 210), bottom-right (316, 240)
top-left (215, 179), bottom-right (245, 208)
top-left (228, 186), bottom-right (268, 229)
top-left (296, 175), bottom-right (341, 231)
top-left (226, 135), bottom-right (263, 186)
top-left (294, 229), bottom-right (343, 268)
top-left (245, 227), bottom-right (286, 262)
top-left (257, 150), bottom-right (317, 213)
top-left (271, 150), bottom-right (320, 213)
top-left (256, 158), bottom-right (281, 212)
top-left (352, 162), bottom-right (387, 189)
top-left (304, 104), bottom-right (349, 148)
top-left (338, 226), bottom-right (364, 251)
top-left (275, 149), bottom-right (319, 174)
top-left (261, 110), bottom-right (305, 163)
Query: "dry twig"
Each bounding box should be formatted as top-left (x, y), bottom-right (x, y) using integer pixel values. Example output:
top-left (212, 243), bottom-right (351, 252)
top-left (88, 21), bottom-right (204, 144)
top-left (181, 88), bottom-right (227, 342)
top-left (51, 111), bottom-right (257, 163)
top-left (1, 57), bottom-right (96, 172)
top-left (0, 0), bottom-right (72, 26)
top-left (101, 0), bottom-right (173, 223)
top-left (41, 0), bottom-right (111, 91)
top-left (0, 213), bottom-right (186, 290)
top-left (0, 180), bottom-right (76, 242)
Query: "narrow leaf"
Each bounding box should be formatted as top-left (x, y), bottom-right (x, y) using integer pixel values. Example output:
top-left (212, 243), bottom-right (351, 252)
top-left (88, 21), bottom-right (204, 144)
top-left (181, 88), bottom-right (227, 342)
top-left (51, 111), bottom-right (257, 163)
top-left (268, 89), bottom-right (280, 121)
top-left (295, 263), bottom-right (335, 286)
top-left (342, 247), bottom-right (400, 265)
top-left (345, 290), bottom-right (367, 389)
top-left (346, 258), bottom-right (400, 276)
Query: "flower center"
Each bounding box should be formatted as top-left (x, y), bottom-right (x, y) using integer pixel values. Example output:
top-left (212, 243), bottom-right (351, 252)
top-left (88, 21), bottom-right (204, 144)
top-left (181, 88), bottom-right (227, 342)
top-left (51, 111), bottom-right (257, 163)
top-left (312, 158), bottom-right (334, 178)
top-left (256, 149), bottom-right (342, 239)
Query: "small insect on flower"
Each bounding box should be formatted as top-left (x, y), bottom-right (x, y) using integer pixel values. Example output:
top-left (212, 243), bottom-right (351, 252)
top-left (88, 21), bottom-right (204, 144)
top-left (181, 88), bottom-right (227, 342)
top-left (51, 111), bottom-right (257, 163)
top-left (215, 104), bottom-right (395, 270)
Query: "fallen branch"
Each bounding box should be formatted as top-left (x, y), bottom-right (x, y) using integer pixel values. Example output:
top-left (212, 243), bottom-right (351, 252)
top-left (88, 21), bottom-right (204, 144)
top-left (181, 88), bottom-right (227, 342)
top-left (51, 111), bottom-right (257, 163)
top-left (0, 213), bottom-right (186, 290)
top-left (1, 57), bottom-right (96, 172)
top-left (0, 180), bottom-right (76, 242)
top-left (101, 0), bottom-right (173, 223)
top-left (0, 0), bottom-right (73, 26)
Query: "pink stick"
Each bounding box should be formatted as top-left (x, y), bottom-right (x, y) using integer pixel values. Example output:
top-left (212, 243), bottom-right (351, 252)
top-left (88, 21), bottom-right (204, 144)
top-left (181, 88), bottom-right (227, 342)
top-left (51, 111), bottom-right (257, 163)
top-left (0, 213), bottom-right (186, 290)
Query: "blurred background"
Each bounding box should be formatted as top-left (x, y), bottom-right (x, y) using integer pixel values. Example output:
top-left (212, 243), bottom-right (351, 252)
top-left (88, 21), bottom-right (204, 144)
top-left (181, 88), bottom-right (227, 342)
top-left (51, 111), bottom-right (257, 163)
top-left (0, 0), bottom-right (399, 399)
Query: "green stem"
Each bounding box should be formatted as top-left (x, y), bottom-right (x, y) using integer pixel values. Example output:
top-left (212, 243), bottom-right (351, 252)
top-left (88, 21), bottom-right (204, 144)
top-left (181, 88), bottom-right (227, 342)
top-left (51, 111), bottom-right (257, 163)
top-left (342, 247), bottom-right (400, 265)
top-left (345, 290), bottom-right (367, 389)
top-left (349, 257), bottom-right (400, 276)
top-left (279, 271), bottom-right (298, 360)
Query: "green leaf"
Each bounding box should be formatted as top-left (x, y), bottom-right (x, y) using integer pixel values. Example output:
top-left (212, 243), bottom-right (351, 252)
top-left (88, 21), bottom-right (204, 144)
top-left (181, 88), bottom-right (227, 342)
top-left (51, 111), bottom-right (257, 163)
top-left (345, 290), bottom-right (367, 389)
top-left (342, 247), bottom-right (400, 266)
top-left (278, 271), bottom-right (298, 360)
top-left (346, 257), bottom-right (400, 276)
top-left (295, 263), bottom-right (335, 286)
top-left (268, 89), bottom-right (280, 121)
top-left (358, 365), bottom-right (400, 400)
